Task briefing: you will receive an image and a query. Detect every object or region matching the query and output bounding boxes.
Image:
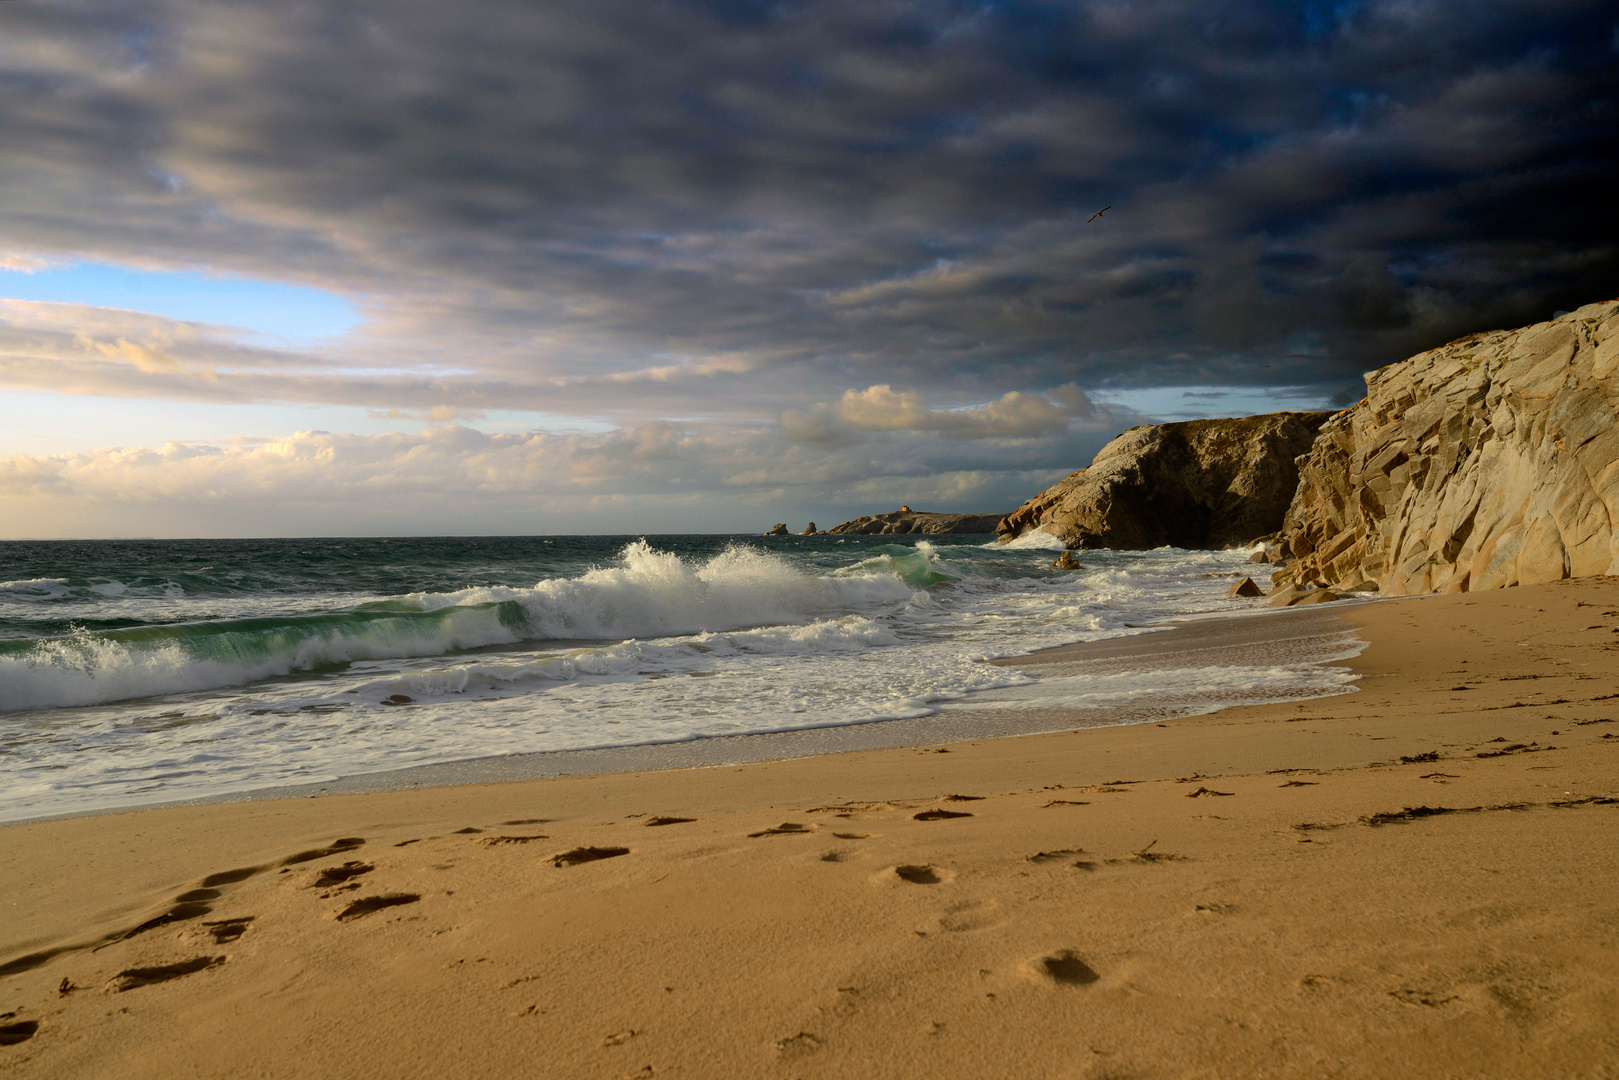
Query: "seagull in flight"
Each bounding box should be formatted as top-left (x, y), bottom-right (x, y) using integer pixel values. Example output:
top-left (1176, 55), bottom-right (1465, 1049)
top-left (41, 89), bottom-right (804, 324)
top-left (1087, 206), bottom-right (1111, 222)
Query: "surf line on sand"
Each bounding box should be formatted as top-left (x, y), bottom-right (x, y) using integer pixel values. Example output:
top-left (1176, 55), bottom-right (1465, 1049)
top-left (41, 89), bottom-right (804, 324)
top-left (22, 603), bottom-right (1364, 824)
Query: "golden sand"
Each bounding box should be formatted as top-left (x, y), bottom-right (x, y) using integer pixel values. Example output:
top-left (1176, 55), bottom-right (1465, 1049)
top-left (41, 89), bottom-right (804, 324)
top-left (3, 579), bottom-right (1617, 1078)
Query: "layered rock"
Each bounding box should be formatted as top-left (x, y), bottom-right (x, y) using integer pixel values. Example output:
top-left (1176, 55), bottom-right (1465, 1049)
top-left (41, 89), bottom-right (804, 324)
top-left (828, 510), bottom-right (1004, 535)
top-left (1280, 299), bottom-right (1619, 594)
top-left (996, 413), bottom-right (1333, 549)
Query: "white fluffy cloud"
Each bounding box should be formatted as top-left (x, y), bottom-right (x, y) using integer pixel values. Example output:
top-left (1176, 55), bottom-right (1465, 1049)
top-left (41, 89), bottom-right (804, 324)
top-left (0, 384), bottom-right (1139, 536)
top-left (781, 383), bottom-right (1104, 443)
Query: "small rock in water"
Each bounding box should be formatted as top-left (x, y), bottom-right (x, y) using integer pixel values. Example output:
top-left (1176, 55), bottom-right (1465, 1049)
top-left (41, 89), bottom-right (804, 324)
top-left (1051, 550), bottom-right (1082, 570)
top-left (1227, 576), bottom-right (1263, 598)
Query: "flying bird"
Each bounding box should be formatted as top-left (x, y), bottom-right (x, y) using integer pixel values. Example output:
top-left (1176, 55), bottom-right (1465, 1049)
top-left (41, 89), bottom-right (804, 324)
top-left (1087, 206), bottom-right (1111, 222)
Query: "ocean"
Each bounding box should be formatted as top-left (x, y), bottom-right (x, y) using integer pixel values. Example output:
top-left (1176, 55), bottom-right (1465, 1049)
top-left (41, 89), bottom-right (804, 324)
top-left (0, 533), bottom-right (1362, 821)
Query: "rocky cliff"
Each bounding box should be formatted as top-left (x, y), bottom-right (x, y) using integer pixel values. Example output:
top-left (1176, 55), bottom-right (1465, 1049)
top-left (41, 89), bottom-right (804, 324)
top-left (828, 511), bottom-right (1004, 535)
top-left (996, 413), bottom-right (1333, 549)
top-left (1281, 298), bottom-right (1619, 594)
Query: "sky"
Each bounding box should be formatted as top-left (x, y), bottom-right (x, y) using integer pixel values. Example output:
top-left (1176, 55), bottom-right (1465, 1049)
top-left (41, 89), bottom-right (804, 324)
top-left (1, 0), bottom-right (1615, 537)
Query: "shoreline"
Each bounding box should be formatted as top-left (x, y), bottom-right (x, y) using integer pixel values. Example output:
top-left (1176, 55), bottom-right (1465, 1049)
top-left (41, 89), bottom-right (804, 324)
top-left (2, 579), bottom-right (1616, 1077)
top-left (3, 601), bottom-right (1367, 827)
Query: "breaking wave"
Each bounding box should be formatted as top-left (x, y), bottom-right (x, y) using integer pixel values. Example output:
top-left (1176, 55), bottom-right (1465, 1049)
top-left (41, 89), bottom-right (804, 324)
top-left (0, 541), bottom-right (924, 711)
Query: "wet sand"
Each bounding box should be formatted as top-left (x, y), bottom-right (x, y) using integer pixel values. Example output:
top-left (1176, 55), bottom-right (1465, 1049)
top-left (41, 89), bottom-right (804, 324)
top-left (2, 578), bottom-right (1617, 1078)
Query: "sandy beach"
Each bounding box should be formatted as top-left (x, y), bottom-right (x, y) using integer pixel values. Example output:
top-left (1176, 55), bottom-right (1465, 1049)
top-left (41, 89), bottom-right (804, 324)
top-left (3, 578), bottom-right (1618, 1079)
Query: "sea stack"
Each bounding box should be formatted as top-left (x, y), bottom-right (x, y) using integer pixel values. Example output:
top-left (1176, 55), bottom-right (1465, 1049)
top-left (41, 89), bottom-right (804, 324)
top-left (1281, 298), bottom-right (1619, 594)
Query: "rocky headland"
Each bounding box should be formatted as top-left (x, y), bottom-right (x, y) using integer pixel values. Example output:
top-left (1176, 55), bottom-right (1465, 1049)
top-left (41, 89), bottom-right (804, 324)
top-left (828, 510), bottom-right (1004, 535)
top-left (1280, 298), bottom-right (1619, 594)
top-left (996, 412), bottom-right (1332, 549)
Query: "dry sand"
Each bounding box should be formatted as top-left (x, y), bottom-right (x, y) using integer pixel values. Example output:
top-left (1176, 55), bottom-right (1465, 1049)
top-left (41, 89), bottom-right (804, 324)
top-left (2, 578), bottom-right (1618, 1079)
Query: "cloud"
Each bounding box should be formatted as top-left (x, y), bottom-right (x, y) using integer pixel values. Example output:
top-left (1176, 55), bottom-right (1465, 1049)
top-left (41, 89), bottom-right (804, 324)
top-left (0, 0), bottom-right (1616, 534)
top-left (781, 383), bottom-right (1108, 443)
top-left (0, 0), bottom-right (1612, 415)
top-left (0, 385), bottom-right (1146, 536)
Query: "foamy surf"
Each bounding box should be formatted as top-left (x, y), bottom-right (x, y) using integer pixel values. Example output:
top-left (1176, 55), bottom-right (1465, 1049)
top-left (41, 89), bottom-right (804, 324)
top-left (0, 541), bottom-right (921, 712)
top-left (0, 533), bottom-right (1355, 820)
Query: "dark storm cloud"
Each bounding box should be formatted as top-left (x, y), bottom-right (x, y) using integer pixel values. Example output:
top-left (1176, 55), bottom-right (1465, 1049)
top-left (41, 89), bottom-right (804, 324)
top-left (2, 0), bottom-right (1616, 414)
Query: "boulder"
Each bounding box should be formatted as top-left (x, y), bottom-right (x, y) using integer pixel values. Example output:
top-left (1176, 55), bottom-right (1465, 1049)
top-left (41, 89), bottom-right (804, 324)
top-left (800, 522), bottom-right (818, 535)
top-left (1051, 551), bottom-right (1082, 570)
top-left (1279, 298), bottom-right (1619, 594)
top-left (828, 510), bottom-right (1005, 535)
top-left (997, 413), bottom-right (1333, 550)
top-left (1227, 576), bottom-right (1263, 598)
top-left (765, 523), bottom-right (789, 536)
top-left (1266, 587), bottom-right (1341, 607)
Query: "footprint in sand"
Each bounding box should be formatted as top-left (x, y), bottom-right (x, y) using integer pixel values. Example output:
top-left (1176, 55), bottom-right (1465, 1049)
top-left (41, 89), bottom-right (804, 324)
top-left (1031, 949), bottom-right (1100, 986)
top-left (643, 816), bottom-right (695, 827)
top-left (775, 1032), bottom-right (822, 1058)
top-left (749, 822), bottom-right (815, 836)
top-left (335, 894), bottom-right (420, 921)
top-left (552, 846), bottom-right (629, 867)
top-left (111, 956), bottom-right (225, 991)
top-left (199, 867), bottom-right (264, 888)
top-left (280, 838), bottom-right (365, 866)
top-left (0, 1020), bottom-right (40, 1046)
top-left (1026, 849), bottom-right (1084, 863)
top-left (310, 861), bottom-right (374, 889)
top-left (1130, 841), bottom-right (1187, 863)
top-left (175, 888), bottom-right (221, 902)
top-left (502, 819), bottom-right (550, 826)
top-left (474, 835), bottom-right (551, 846)
top-left (912, 809), bottom-right (972, 821)
top-left (0, 837), bottom-right (368, 980)
top-left (203, 917), bottom-right (254, 944)
top-left (938, 900), bottom-right (1003, 932)
top-left (111, 901), bottom-right (216, 944)
top-left (1042, 800), bottom-right (1090, 808)
top-left (874, 864), bottom-right (955, 886)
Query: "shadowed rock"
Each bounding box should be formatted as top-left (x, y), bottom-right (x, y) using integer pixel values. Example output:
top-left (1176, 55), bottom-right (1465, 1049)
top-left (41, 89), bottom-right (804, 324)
top-left (1228, 576), bottom-right (1263, 597)
top-left (998, 413), bottom-right (1332, 550)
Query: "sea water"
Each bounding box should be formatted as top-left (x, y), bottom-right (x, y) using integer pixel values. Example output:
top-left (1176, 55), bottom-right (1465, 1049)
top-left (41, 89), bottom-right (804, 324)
top-left (0, 534), bottom-right (1360, 820)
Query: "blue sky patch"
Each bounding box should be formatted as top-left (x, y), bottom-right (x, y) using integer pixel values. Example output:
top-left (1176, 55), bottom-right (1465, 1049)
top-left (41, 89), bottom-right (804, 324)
top-left (0, 262), bottom-right (359, 343)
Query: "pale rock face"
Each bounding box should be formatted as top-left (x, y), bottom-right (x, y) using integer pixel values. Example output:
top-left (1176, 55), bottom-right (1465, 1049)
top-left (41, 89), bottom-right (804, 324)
top-left (996, 413), bottom-right (1333, 550)
top-left (1281, 298), bottom-right (1619, 594)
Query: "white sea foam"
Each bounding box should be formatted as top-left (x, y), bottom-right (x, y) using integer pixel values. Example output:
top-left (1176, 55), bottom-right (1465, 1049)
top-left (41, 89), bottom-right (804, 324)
top-left (0, 604), bottom-right (525, 712)
top-left (404, 540), bottom-right (921, 640)
top-left (995, 529), bottom-right (1069, 551)
top-left (0, 539), bottom-right (1358, 821)
top-left (0, 577), bottom-right (72, 598)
